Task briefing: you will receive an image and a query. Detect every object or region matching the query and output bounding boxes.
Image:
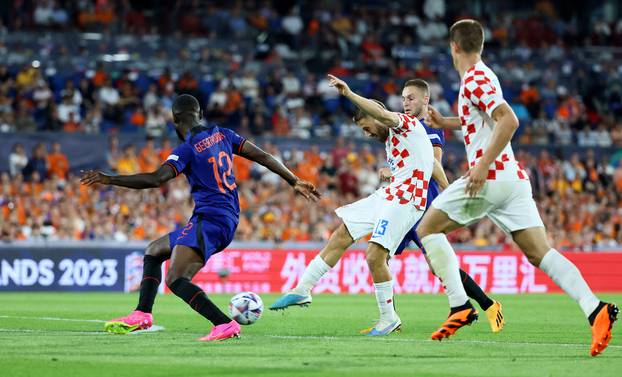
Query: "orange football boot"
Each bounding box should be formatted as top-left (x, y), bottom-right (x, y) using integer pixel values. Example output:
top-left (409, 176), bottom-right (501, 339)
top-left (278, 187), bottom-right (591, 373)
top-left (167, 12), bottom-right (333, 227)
top-left (590, 302), bottom-right (618, 357)
top-left (431, 307), bottom-right (478, 341)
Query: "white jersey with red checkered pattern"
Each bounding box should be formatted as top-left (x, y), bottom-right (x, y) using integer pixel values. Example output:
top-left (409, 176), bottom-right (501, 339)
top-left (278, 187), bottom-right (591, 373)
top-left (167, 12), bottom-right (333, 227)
top-left (382, 113), bottom-right (434, 210)
top-left (459, 61), bottom-right (528, 181)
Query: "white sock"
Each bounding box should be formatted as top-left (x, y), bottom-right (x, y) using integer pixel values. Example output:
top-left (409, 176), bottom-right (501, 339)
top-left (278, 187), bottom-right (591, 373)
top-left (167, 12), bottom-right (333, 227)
top-left (539, 249), bottom-right (600, 318)
top-left (374, 280), bottom-right (397, 323)
top-left (421, 233), bottom-right (469, 307)
top-left (294, 255), bottom-right (330, 295)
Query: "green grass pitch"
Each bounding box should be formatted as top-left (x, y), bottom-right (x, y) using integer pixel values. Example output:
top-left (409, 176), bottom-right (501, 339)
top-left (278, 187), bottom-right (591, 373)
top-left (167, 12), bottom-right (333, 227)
top-left (0, 293), bottom-right (620, 377)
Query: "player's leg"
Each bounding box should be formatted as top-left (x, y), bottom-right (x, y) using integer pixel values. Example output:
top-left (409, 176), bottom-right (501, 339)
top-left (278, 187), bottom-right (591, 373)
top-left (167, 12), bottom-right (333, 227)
top-left (512, 226), bottom-right (618, 356)
top-left (417, 179), bottom-right (486, 340)
top-left (136, 235), bottom-right (172, 313)
top-left (271, 193), bottom-right (379, 310)
top-left (300, 223), bottom-right (355, 292)
top-left (364, 241), bottom-right (401, 336)
top-left (414, 227), bottom-right (504, 333)
top-left (269, 223), bottom-right (354, 310)
top-left (165, 244), bottom-right (231, 327)
top-left (104, 234), bottom-right (171, 334)
top-left (417, 207), bottom-right (478, 338)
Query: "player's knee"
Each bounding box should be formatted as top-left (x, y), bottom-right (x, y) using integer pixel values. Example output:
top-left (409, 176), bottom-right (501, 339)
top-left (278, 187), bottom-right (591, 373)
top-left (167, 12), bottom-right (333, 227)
top-left (335, 224), bottom-right (354, 245)
top-left (164, 271), bottom-right (180, 289)
top-left (146, 239), bottom-right (166, 258)
top-left (366, 246), bottom-right (387, 269)
top-left (416, 221), bottom-right (431, 239)
top-left (524, 249), bottom-right (547, 267)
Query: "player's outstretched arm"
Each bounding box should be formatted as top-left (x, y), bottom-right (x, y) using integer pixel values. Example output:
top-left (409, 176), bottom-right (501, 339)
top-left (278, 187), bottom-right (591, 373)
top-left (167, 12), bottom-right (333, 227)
top-left (425, 105), bottom-right (461, 130)
top-left (80, 164), bottom-right (176, 189)
top-left (432, 146), bottom-right (449, 190)
top-left (238, 141), bottom-right (321, 202)
top-left (327, 74), bottom-right (400, 128)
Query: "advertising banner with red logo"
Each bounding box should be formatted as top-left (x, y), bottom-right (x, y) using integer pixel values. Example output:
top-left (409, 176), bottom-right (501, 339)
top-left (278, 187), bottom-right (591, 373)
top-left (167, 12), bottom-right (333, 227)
top-left (163, 250), bottom-right (622, 294)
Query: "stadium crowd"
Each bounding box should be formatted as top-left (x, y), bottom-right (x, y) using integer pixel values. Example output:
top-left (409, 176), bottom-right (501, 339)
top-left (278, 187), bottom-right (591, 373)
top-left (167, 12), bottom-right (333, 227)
top-left (0, 1), bottom-right (621, 145)
top-left (2, 137), bottom-right (622, 250)
top-left (1, 1), bottom-right (621, 249)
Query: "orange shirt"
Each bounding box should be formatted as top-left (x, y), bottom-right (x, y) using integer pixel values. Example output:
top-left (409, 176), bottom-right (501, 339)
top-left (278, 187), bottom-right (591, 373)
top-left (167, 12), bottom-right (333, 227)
top-left (63, 120), bottom-right (82, 132)
top-left (130, 111), bottom-right (145, 127)
top-left (48, 153), bottom-right (70, 179)
top-left (117, 156), bottom-right (139, 175)
top-left (158, 148), bottom-right (173, 163)
top-left (92, 70), bottom-right (107, 87)
top-left (233, 156), bottom-right (252, 183)
top-left (295, 161), bottom-right (319, 186)
top-left (138, 147), bottom-right (158, 172)
top-left (304, 151), bottom-right (323, 169)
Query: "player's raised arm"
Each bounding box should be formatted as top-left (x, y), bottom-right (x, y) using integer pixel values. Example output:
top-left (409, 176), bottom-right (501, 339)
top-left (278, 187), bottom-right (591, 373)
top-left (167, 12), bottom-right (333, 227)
top-left (238, 141), bottom-right (321, 202)
top-left (327, 74), bottom-right (401, 128)
top-left (80, 164), bottom-right (177, 189)
top-left (425, 105), bottom-right (462, 130)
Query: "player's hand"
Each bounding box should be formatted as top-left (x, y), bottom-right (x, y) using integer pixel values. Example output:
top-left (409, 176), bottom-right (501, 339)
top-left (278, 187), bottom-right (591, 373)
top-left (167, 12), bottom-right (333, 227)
top-left (80, 170), bottom-right (111, 186)
top-left (292, 179), bottom-right (322, 202)
top-left (378, 167), bottom-right (392, 182)
top-left (327, 74), bottom-right (352, 97)
top-left (425, 105), bottom-right (446, 129)
top-left (463, 161), bottom-right (487, 197)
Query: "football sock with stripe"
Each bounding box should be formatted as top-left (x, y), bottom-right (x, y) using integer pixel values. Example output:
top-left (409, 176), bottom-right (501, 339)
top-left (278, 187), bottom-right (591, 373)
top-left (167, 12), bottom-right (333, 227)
top-left (460, 269), bottom-right (494, 311)
top-left (136, 254), bottom-right (165, 313)
top-left (168, 277), bottom-right (230, 325)
top-left (374, 280), bottom-right (397, 323)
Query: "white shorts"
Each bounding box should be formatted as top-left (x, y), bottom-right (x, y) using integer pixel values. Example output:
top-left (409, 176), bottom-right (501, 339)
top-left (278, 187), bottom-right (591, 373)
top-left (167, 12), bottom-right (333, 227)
top-left (335, 190), bottom-right (425, 255)
top-left (431, 178), bottom-right (544, 235)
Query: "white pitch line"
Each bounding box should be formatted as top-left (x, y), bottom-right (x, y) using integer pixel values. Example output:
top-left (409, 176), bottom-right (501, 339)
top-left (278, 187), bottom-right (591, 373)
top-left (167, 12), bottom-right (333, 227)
top-left (0, 328), bottom-right (109, 335)
top-left (268, 335), bottom-right (622, 350)
top-left (0, 315), bottom-right (165, 334)
top-left (0, 315), bottom-right (106, 323)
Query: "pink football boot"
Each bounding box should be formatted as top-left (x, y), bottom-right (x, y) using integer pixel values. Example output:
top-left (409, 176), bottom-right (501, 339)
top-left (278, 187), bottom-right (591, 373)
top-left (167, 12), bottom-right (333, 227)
top-left (104, 310), bottom-right (153, 334)
top-left (198, 320), bottom-right (241, 342)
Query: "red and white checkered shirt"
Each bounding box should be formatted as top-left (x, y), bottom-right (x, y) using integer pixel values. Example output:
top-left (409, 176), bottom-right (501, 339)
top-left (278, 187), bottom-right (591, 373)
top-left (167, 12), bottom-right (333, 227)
top-left (382, 113), bottom-right (434, 210)
top-left (459, 61), bottom-right (528, 181)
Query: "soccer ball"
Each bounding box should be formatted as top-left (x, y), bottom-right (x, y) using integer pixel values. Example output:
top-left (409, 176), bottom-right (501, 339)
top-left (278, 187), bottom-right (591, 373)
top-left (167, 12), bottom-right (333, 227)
top-left (228, 292), bottom-right (263, 325)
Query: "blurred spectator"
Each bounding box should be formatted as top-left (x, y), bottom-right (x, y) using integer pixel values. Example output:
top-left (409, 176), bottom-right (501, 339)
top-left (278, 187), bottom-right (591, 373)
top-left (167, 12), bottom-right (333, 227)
top-left (22, 143), bottom-right (49, 180)
top-left (9, 143), bottom-right (28, 177)
top-left (145, 105), bottom-right (167, 138)
top-left (47, 141), bottom-right (69, 179)
top-left (117, 144), bottom-right (139, 175)
top-left (138, 138), bottom-right (159, 172)
top-left (106, 136), bottom-right (121, 172)
top-left (158, 139), bottom-right (173, 162)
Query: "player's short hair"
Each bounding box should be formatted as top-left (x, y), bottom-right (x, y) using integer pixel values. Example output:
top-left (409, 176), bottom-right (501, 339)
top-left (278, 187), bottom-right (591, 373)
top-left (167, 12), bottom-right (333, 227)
top-left (353, 99), bottom-right (386, 122)
top-left (403, 79), bottom-right (429, 96)
top-left (449, 19), bottom-right (484, 54)
top-left (172, 94), bottom-right (200, 115)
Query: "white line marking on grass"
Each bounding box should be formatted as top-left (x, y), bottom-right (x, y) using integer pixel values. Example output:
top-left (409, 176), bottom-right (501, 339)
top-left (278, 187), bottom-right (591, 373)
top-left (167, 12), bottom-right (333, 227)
top-left (0, 328), bottom-right (109, 335)
top-left (0, 315), bottom-right (105, 323)
top-left (268, 335), bottom-right (622, 349)
top-left (0, 315), bottom-right (165, 334)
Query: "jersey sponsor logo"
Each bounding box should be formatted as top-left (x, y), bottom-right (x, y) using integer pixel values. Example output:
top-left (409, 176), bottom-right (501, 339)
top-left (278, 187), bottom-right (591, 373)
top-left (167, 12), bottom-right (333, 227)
top-left (194, 132), bottom-right (226, 153)
top-left (166, 154), bottom-right (179, 161)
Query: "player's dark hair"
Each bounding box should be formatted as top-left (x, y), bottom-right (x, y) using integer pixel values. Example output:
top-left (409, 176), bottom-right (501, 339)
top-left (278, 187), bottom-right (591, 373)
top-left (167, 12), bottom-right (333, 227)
top-left (172, 94), bottom-right (200, 115)
top-left (449, 19), bottom-right (484, 54)
top-left (353, 99), bottom-right (386, 122)
top-left (404, 79), bottom-right (429, 96)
